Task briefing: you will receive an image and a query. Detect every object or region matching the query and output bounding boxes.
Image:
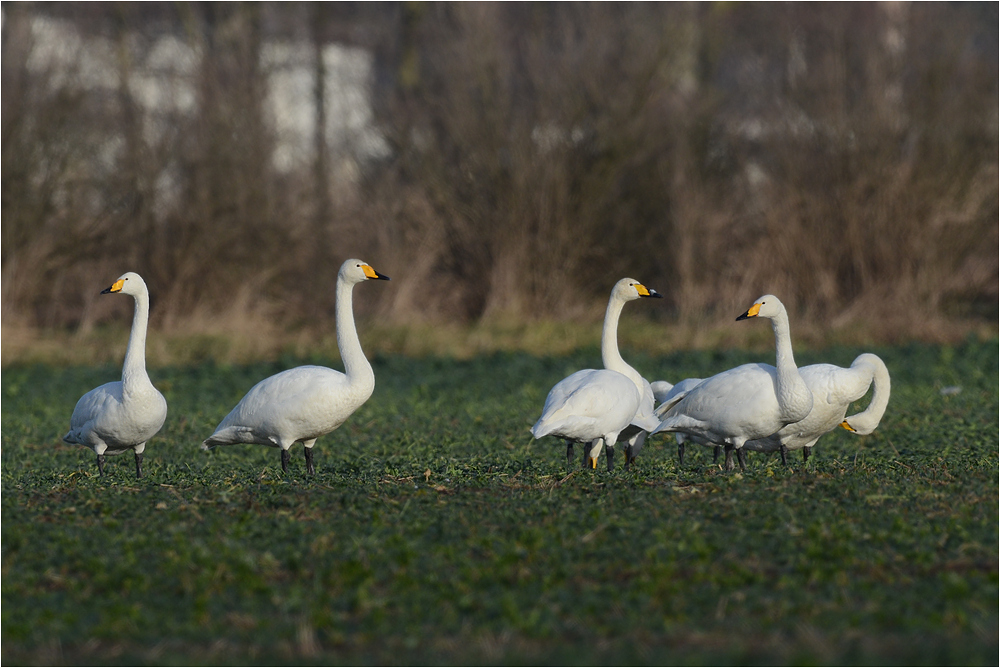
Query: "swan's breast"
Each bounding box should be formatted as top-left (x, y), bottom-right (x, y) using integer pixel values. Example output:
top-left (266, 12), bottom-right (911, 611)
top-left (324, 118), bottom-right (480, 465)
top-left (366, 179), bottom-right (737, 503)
top-left (70, 380), bottom-right (166, 449)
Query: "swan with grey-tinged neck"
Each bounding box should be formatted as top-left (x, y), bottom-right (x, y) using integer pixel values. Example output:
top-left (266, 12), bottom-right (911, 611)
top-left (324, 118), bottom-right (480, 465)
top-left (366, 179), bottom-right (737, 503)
top-left (202, 259), bottom-right (389, 474)
top-left (531, 278), bottom-right (662, 471)
top-left (63, 272), bottom-right (167, 478)
top-left (742, 353), bottom-right (891, 463)
top-left (652, 294), bottom-right (813, 472)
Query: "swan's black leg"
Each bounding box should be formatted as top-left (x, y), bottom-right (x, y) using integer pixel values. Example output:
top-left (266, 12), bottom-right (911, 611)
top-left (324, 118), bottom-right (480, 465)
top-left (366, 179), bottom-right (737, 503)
top-left (135, 452), bottom-right (144, 479)
top-left (281, 448), bottom-right (290, 473)
top-left (780, 445), bottom-right (788, 466)
top-left (305, 447), bottom-right (315, 476)
top-left (678, 442), bottom-right (685, 467)
top-left (713, 446), bottom-right (722, 464)
top-left (566, 440), bottom-right (575, 468)
top-left (606, 444), bottom-right (615, 472)
top-left (724, 445), bottom-right (735, 471)
top-left (736, 447), bottom-right (747, 472)
top-left (803, 447), bottom-right (811, 463)
top-left (97, 454), bottom-right (106, 476)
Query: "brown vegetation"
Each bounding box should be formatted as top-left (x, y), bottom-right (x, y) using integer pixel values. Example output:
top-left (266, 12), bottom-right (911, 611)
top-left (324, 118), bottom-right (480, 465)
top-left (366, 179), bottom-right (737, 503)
top-left (2, 3), bottom-right (997, 361)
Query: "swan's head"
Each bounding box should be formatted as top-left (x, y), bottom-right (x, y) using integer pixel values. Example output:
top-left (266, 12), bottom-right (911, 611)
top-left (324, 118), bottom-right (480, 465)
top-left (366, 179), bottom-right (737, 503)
top-left (839, 415), bottom-right (879, 435)
top-left (736, 294), bottom-right (784, 321)
top-left (101, 272), bottom-right (147, 297)
top-left (340, 259), bottom-right (391, 285)
top-left (613, 277), bottom-right (662, 302)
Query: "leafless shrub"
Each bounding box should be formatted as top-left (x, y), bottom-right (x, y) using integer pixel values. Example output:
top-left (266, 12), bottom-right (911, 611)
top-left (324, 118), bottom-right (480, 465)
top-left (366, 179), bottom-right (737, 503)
top-left (2, 2), bottom-right (996, 350)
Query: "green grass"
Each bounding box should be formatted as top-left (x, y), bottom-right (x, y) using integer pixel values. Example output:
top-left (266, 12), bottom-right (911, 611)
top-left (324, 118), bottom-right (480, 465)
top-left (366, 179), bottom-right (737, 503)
top-left (2, 340), bottom-right (997, 665)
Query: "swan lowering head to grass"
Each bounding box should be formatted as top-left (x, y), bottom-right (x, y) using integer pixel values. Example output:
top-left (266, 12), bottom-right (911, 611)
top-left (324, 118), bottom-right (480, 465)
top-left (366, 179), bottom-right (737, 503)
top-left (652, 294), bottom-right (813, 472)
top-left (63, 272), bottom-right (167, 478)
top-left (532, 278), bottom-right (662, 471)
top-left (201, 259), bottom-right (389, 474)
top-left (742, 353), bottom-right (891, 463)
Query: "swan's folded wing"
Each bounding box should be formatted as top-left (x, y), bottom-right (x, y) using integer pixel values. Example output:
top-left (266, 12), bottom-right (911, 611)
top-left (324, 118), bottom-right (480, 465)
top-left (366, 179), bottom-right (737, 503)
top-left (65, 382), bottom-right (123, 439)
top-left (533, 369), bottom-right (638, 440)
top-left (217, 366), bottom-right (347, 428)
top-left (653, 377), bottom-right (704, 418)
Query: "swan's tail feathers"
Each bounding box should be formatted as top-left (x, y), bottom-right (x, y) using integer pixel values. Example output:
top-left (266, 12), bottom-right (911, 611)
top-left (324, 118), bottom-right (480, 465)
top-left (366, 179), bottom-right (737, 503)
top-left (530, 421), bottom-right (552, 440)
top-left (62, 431), bottom-right (77, 445)
top-left (630, 413), bottom-right (660, 433)
top-left (654, 378), bottom-right (704, 417)
top-left (201, 426), bottom-right (255, 450)
top-left (654, 394), bottom-right (685, 419)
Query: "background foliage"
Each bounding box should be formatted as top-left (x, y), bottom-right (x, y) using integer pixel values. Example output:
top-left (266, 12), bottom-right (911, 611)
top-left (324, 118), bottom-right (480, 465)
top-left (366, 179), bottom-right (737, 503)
top-left (2, 2), bottom-right (997, 345)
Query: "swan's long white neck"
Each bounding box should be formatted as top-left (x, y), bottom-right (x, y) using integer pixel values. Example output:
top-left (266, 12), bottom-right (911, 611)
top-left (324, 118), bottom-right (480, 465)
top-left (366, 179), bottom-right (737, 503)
top-left (769, 308), bottom-right (812, 422)
top-left (846, 356), bottom-right (891, 434)
top-left (121, 287), bottom-right (151, 392)
top-left (336, 276), bottom-right (374, 393)
top-left (601, 293), bottom-right (643, 392)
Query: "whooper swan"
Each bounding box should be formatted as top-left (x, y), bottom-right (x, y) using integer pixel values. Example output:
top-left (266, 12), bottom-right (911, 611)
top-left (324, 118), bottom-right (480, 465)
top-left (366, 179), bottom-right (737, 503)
top-left (743, 353), bottom-right (891, 463)
top-left (600, 279), bottom-right (665, 469)
top-left (532, 278), bottom-right (662, 471)
top-left (652, 294), bottom-right (813, 472)
top-left (63, 272), bottom-right (167, 478)
top-left (201, 259), bottom-right (389, 474)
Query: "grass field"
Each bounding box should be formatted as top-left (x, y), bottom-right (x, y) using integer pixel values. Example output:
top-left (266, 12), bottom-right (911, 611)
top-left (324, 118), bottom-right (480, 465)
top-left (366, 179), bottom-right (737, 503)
top-left (2, 339), bottom-right (997, 665)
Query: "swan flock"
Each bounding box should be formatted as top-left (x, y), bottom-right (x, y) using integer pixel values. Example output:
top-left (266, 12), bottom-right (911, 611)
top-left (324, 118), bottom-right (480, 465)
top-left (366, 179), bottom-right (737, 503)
top-left (63, 265), bottom-right (889, 477)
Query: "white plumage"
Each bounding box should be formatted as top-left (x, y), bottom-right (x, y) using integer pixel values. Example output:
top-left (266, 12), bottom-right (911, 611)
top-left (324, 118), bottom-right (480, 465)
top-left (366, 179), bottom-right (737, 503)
top-left (651, 377), bottom-right (707, 407)
top-left (532, 278), bottom-right (661, 470)
top-left (625, 377), bottom-right (708, 467)
top-left (531, 368), bottom-right (640, 468)
top-left (743, 353), bottom-right (891, 462)
top-left (650, 377), bottom-right (721, 466)
top-left (63, 272), bottom-right (167, 478)
top-left (652, 294), bottom-right (813, 471)
top-left (202, 259), bottom-right (389, 474)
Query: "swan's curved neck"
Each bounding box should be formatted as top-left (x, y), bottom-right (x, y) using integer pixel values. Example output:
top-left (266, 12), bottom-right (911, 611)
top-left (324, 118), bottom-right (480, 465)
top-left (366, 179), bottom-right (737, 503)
top-left (336, 277), bottom-right (374, 390)
top-left (121, 289), bottom-right (151, 390)
top-left (770, 308), bottom-right (812, 420)
top-left (848, 358), bottom-right (891, 433)
top-left (771, 311), bottom-right (798, 377)
top-left (601, 294), bottom-right (642, 389)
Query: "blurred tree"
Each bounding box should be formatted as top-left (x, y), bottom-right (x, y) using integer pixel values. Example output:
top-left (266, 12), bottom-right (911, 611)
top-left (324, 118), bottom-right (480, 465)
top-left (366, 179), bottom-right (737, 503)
top-left (1, 2), bottom-right (995, 341)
